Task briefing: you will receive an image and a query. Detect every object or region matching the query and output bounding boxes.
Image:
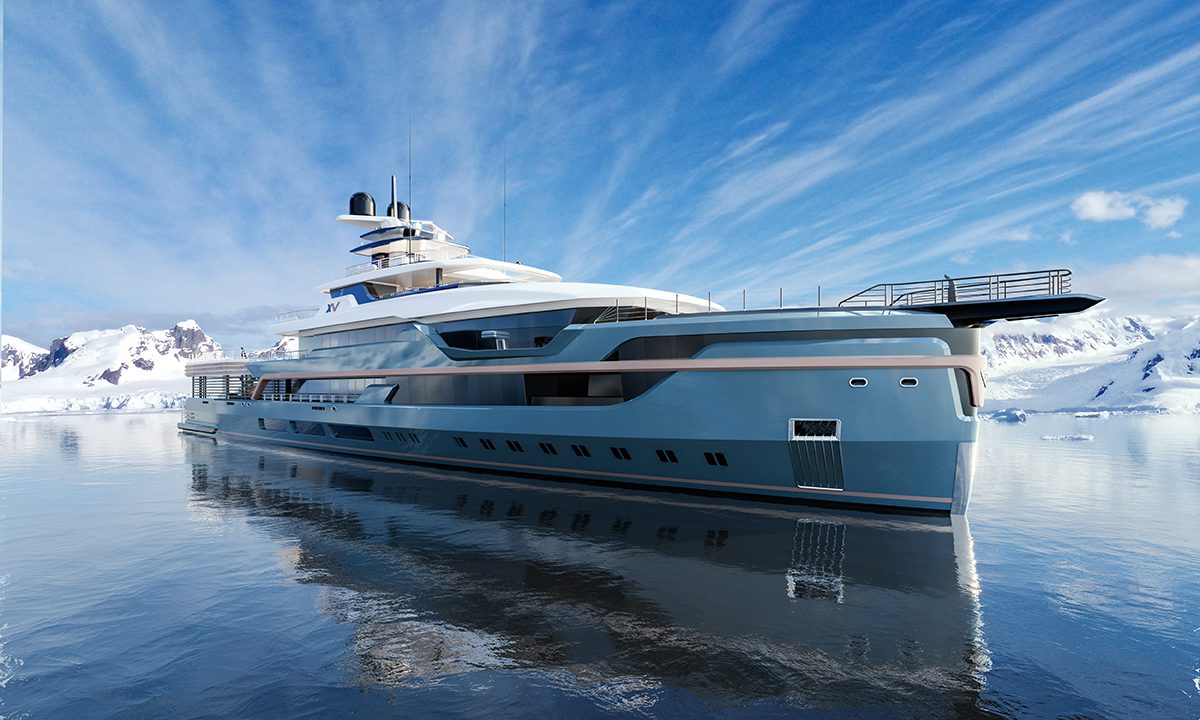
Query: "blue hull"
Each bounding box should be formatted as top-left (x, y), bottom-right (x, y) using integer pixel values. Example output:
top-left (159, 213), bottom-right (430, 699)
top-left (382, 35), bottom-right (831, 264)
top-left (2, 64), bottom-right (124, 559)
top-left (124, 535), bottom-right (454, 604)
top-left (184, 331), bottom-right (979, 513)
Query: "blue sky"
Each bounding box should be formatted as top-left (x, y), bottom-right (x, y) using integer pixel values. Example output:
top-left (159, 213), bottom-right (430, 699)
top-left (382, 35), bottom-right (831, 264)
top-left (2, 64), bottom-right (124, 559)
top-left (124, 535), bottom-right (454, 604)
top-left (3, 0), bottom-right (1199, 348)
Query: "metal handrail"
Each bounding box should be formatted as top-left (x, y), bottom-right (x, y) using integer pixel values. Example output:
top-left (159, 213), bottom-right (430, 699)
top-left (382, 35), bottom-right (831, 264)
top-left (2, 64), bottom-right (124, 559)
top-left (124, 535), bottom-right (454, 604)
top-left (189, 349), bottom-right (309, 361)
top-left (838, 269), bottom-right (1072, 308)
top-left (187, 350), bottom-right (245, 360)
top-left (261, 392), bottom-right (359, 404)
top-left (346, 249), bottom-right (471, 276)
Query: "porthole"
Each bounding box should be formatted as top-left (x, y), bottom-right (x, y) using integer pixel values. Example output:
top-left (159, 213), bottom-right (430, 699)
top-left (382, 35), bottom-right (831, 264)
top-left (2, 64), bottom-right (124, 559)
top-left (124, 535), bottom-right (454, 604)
top-left (899, 377), bottom-right (919, 388)
top-left (849, 377), bottom-right (868, 388)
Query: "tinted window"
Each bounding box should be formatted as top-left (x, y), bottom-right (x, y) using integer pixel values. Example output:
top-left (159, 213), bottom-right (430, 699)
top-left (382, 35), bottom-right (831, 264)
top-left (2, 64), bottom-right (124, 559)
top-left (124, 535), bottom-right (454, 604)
top-left (329, 424), bottom-right (374, 441)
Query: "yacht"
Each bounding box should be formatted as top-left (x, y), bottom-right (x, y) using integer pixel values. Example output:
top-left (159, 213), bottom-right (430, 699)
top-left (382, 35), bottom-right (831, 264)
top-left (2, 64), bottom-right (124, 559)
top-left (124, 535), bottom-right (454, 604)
top-left (181, 181), bottom-right (1102, 513)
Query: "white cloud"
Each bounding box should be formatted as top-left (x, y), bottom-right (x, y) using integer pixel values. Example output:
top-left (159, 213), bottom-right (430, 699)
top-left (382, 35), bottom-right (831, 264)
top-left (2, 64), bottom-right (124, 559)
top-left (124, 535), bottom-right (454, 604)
top-left (1142, 196), bottom-right (1189, 229)
top-left (1071, 190), bottom-right (1188, 229)
top-left (1071, 190), bottom-right (1138, 221)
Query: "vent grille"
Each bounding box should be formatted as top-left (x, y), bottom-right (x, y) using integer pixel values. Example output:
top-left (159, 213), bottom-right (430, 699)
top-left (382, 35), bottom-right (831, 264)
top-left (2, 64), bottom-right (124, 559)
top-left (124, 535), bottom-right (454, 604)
top-left (792, 419), bottom-right (839, 439)
top-left (788, 418), bottom-right (844, 490)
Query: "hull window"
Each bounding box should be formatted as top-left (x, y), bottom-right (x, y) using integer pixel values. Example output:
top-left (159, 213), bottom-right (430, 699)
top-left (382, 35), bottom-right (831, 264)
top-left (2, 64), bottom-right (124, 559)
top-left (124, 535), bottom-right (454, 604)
top-left (329, 424), bottom-right (374, 442)
top-left (525, 373), bottom-right (624, 406)
top-left (656, 449), bottom-right (679, 463)
top-left (610, 447), bottom-right (632, 461)
top-left (453, 436), bottom-right (468, 448)
top-left (480, 438), bottom-right (497, 450)
top-left (704, 452), bottom-right (728, 467)
top-left (290, 421), bottom-right (326, 436)
top-left (506, 440), bottom-right (524, 452)
top-left (571, 444), bottom-right (591, 458)
top-left (538, 442), bottom-right (559, 456)
top-left (258, 418), bottom-right (288, 432)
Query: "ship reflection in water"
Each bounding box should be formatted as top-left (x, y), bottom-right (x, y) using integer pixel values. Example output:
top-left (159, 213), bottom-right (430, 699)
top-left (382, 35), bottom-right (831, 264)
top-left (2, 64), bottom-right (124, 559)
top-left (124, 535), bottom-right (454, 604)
top-left (185, 436), bottom-right (989, 716)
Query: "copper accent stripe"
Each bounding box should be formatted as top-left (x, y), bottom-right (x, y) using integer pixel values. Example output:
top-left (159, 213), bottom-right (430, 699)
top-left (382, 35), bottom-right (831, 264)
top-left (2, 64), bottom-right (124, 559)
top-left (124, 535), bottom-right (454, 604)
top-left (221, 430), bottom-right (953, 506)
top-left (250, 354), bottom-right (985, 406)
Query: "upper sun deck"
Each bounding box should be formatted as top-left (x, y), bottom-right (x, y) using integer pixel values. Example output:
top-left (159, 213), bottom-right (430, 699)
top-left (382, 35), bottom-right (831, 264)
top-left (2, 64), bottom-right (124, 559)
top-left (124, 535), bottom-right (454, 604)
top-left (323, 211), bottom-right (561, 295)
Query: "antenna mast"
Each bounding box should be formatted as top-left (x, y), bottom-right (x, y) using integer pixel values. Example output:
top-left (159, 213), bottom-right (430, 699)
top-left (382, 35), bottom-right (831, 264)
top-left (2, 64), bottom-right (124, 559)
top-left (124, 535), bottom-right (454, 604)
top-left (407, 110), bottom-right (413, 210)
top-left (502, 151), bottom-right (508, 262)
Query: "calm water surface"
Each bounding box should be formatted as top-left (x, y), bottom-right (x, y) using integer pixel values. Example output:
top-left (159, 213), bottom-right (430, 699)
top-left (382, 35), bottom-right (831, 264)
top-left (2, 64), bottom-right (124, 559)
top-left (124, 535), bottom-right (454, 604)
top-left (0, 413), bottom-right (1197, 718)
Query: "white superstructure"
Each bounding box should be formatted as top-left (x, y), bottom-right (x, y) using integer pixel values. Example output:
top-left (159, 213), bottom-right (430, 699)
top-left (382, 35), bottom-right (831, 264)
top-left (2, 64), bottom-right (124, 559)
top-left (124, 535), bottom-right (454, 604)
top-left (272, 209), bottom-right (722, 336)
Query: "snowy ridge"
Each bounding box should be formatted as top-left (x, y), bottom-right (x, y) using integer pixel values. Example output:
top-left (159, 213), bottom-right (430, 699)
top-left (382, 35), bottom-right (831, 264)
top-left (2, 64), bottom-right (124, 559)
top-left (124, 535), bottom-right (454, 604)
top-left (4, 312), bottom-right (1199, 415)
top-left (1, 335), bottom-right (49, 383)
top-left (982, 314), bottom-right (1156, 374)
top-left (984, 312), bottom-right (1200, 414)
top-left (2, 321), bottom-right (222, 414)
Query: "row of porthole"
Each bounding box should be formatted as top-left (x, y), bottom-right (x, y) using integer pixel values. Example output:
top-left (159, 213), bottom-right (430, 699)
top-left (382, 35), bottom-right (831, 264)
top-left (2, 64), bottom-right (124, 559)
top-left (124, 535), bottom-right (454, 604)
top-left (849, 377), bottom-right (919, 388)
top-left (258, 420), bottom-right (732, 468)
top-left (451, 436), bottom-right (729, 467)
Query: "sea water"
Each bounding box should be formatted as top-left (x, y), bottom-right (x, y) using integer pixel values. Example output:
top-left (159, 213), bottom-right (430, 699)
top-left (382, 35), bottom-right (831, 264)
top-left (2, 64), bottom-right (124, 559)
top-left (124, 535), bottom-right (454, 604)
top-left (0, 413), bottom-right (1196, 719)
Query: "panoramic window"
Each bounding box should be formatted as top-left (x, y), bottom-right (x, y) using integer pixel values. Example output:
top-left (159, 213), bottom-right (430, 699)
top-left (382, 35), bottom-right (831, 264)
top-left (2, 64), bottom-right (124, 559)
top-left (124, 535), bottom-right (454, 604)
top-left (432, 307), bottom-right (614, 351)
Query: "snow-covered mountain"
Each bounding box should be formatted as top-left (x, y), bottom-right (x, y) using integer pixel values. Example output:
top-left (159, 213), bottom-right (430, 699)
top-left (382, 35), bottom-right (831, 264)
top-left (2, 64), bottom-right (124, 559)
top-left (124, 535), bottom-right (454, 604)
top-left (3, 312), bottom-right (1198, 415)
top-left (982, 314), bottom-right (1156, 374)
top-left (1, 335), bottom-right (49, 383)
top-left (983, 313), bottom-right (1200, 414)
top-left (1, 321), bottom-right (222, 413)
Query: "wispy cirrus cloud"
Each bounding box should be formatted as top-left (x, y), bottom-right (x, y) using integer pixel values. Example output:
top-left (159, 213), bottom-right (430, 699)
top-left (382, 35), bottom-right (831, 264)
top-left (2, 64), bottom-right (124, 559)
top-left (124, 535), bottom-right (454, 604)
top-left (711, 0), bottom-right (807, 77)
top-left (4, 0), bottom-right (1199, 347)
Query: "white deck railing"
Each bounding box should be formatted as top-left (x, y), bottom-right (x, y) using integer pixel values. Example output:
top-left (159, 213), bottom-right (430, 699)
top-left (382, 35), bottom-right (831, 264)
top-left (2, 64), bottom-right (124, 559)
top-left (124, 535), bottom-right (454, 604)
top-left (345, 248), bottom-right (471, 276)
top-left (261, 393), bottom-right (359, 404)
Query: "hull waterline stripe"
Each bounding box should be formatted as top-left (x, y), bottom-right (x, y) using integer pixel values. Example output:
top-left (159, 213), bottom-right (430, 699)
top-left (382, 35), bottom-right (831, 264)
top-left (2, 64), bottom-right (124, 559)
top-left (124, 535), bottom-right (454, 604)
top-left (250, 354), bottom-right (986, 407)
top-left (219, 430), bottom-right (953, 506)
